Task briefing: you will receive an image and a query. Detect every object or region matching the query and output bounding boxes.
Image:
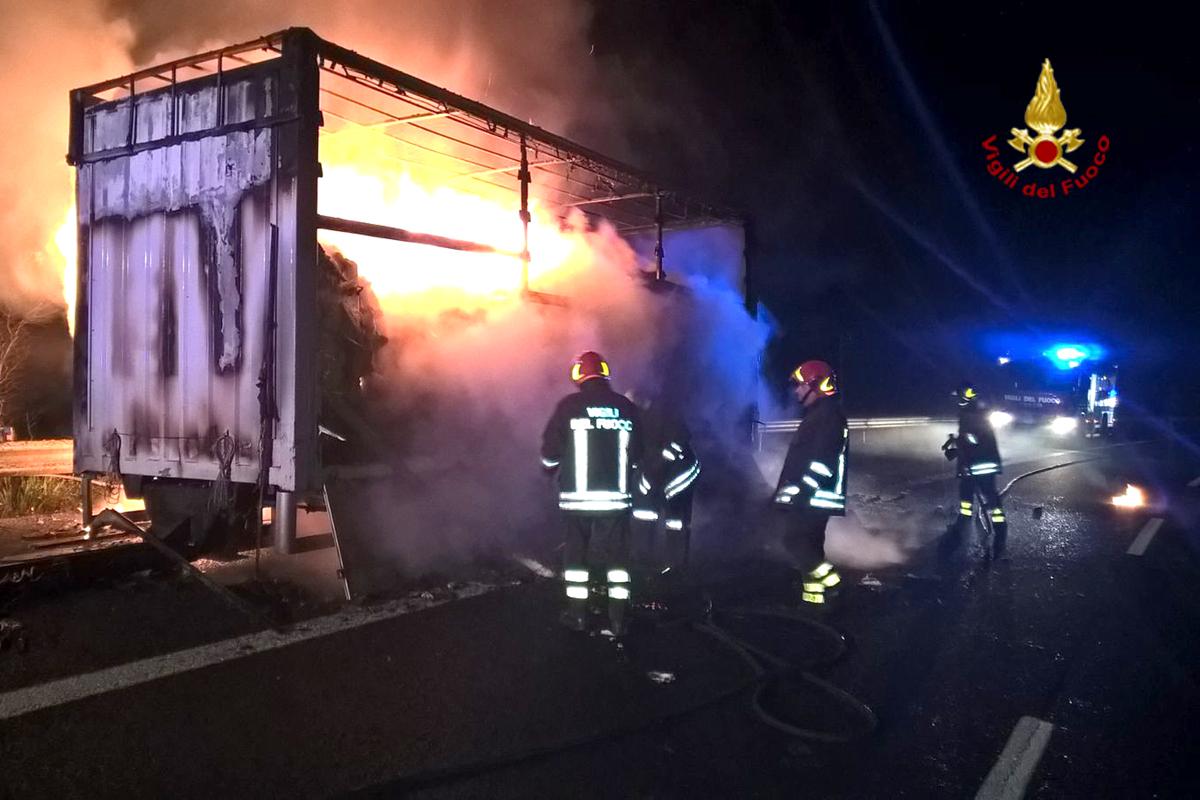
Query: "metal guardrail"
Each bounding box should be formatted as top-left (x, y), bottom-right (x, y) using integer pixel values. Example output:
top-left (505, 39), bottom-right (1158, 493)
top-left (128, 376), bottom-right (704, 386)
top-left (755, 417), bottom-right (954, 435)
top-left (752, 417), bottom-right (955, 452)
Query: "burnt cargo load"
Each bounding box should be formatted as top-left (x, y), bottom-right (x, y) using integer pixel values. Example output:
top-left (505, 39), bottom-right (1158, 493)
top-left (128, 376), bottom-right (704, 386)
top-left (67, 28), bottom-right (747, 557)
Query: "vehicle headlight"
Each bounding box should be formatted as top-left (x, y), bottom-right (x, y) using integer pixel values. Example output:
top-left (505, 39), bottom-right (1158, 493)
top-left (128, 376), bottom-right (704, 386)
top-left (988, 410), bottom-right (1014, 429)
top-left (1048, 416), bottom-right (1078, 436)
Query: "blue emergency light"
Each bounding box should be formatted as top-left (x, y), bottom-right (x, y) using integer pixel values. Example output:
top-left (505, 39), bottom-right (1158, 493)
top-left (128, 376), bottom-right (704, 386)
top-left (1043, 343), bottom-right (1101, 370)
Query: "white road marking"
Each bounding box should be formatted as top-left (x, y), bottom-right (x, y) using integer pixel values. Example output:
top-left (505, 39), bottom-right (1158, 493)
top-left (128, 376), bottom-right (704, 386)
top-left (976, 716), bottom-right (1055, 800)
top-left (1188, 475), bottom-right (1200, 488)
top-left (1127, 518), bottom-right (1164, 557)
top-left (0, 584), bottom-right (497, 722)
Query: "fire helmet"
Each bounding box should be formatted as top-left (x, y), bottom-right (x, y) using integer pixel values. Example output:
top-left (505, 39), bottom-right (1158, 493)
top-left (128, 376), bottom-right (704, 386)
top-left (953, 381), bottom-right (980, 407)
top-left (571, 351), bottom-right (611, 384)
top-left (790, 360), bottom-right (837, 396)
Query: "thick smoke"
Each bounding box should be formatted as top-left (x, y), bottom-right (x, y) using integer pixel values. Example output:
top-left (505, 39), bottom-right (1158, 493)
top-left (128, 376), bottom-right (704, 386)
top-left (345, 217), bottom-right (773, 578)
top-left (0, 0), bottom-right (611, 313)
top-left (0, 0), bottom-right (132, 312)
top-left (1, 0), bottom-right (776, 579)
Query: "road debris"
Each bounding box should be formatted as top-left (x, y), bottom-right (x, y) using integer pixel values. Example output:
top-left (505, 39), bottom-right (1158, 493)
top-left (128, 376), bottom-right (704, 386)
top-left (512, 556), bottom-right (555, 578)
top-left (647, 671), bottom-right (676, 685)
top-left (0, 618), bottom-right (28, 653)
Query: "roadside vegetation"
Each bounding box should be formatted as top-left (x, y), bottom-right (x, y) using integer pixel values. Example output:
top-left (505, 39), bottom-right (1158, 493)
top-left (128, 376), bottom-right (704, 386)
top-left (0, 476), bottom-right (77, 517)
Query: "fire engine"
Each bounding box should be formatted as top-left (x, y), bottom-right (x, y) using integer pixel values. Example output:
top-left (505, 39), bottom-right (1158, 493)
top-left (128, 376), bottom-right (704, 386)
top-left (988, 343), bottom-right (1118, 439)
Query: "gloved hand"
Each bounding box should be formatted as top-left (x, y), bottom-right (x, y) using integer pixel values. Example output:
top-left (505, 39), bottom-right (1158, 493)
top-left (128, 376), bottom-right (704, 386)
top-left (774, 484), bottom-right (801, 504)
top-left (632, 470), bottom-right (659, 521)
top-left (941, 434), bottom-right (958, 461)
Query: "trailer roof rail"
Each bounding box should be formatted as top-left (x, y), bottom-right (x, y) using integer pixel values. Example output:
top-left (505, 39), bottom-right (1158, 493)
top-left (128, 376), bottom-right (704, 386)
top-left (71, 27), bottom-right (742, 233)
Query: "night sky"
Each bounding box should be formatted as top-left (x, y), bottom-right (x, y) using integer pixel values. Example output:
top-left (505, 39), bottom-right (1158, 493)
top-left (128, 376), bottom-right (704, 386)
top-left (588, 1), bottom-right (1198, 414)
top-left (9, 1), bottom-right (1193, 435)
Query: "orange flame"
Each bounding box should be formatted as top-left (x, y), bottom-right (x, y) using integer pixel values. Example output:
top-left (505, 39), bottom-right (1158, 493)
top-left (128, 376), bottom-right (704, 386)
top-left (1111, 483), bottom-right (1145, 509)
top-left (54, 203), bottom-right (77, 336)
top-left (317, 125), bottom-right (583, 317)
top-left (52, 125), bottom-right (600, 335)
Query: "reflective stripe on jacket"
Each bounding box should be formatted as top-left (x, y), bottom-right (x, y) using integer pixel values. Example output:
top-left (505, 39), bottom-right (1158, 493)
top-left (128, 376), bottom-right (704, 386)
top-left (774, 395), bottom-right (848, 516)
top-left (540, 380), bottom-right (644, 512)
top-left (956, 406), bottom-right (1003, 478)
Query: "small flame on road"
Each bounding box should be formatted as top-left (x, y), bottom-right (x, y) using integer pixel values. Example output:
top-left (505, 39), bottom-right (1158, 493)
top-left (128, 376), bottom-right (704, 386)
top-left (1111, 484), bottom-right (1146, 509)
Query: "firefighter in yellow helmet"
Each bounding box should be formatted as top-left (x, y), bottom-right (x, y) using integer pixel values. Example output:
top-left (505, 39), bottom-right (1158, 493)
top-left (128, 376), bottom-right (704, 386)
top-left (772, 360), bottom-right (848, 606)
top-left (540, 352), bottom-right (644, 635)
top-left (940, 381), bottom-right (1007, 560)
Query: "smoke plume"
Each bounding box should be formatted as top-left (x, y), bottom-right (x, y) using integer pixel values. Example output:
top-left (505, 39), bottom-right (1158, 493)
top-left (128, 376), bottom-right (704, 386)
top-left (0, 0), bottom-right (132, 312)
top-left (344, 216), bottom-right (773, 578)
top-left (1, 0), bottom-right (776, 581)
top-left (0, 0), bottom-right (612, 314)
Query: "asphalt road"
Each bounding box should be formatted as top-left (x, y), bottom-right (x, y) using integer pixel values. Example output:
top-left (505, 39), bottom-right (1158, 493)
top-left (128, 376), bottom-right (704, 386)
top-left (0, 440), bottom-right (72, 477)
top-left (2, 424), bottom-right (1199, 799)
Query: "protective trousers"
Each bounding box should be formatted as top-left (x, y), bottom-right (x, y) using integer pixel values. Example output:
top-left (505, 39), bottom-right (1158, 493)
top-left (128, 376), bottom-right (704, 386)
top-left (562, 511), bottom-right (631, 632)
top-left (947, 475), bottom-right (1008, 557)
top-left (781, 509), bottom-right (840, 605)
top-left (662, 486), bottom-right (694, 571)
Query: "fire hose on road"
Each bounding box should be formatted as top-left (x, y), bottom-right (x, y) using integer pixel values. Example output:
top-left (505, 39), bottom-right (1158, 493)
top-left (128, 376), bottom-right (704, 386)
top-left (696, 606), bottom-right (878, 744)
top-left (999, 458), bottom-right (1099, 498)
top-left (354, 587), bottom-right (877, 795)
top-left (997, 438), bottom-right (1149, 498)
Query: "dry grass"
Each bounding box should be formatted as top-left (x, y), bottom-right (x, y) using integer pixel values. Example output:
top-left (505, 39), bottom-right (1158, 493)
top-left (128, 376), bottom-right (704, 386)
top-left (0, 476), bottom-right (78, 517)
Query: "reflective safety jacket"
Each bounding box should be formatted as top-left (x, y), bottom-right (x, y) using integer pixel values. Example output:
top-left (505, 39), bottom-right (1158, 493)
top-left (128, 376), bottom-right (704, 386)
top-left (954, 405), bottom-right (1003, 478)
top-left (774, 394), bottom-right (848, 515)
top-left (633, 401), bottom-right (700, 520)
top-left (541, 380), bottom-right (644, 513)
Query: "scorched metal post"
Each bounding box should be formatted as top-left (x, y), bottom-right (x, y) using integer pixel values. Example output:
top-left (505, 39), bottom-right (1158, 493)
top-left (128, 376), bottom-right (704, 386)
top-left (519, 134), bottom-right (532, 293)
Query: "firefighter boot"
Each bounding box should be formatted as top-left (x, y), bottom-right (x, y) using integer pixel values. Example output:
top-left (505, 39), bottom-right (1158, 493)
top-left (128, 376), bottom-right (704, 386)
top-left (560, 598), bottom-right (588, 632)
top-left (938, 506), bottom-right (971, 563)
top-left (664, 520), bottom-right (691, 571)
top-left (560, 569), bottom-right (590, 631)
top-left (990, 508), bottom-right (1009, 560)
top-left (800, 561), bottom-right (842, 608)
top-left (655, 522), bottom-right (690, 607)
top-left (607, 598), bottom-right (628, 637)
top-left (606, 568), bottom-right (631, 636)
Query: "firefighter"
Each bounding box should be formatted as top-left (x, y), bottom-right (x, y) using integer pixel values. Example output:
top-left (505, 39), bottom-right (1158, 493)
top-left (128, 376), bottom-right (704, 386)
top-left (541, 351), bottom-right (643, 635)
top-left (772, 360), bottom-right (848, 606)
top-left (940, 381), bottom-right (1008, 559)
top-left (632, 392), bottom-right (701, 576)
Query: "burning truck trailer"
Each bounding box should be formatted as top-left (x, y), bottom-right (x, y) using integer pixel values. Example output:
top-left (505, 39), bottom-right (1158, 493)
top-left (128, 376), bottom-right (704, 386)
top-left (66, 28), bottom-right (756, 597)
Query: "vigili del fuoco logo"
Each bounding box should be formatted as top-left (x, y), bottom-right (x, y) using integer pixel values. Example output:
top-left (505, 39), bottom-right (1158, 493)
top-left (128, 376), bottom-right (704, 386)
top-left (981, 59), bottom-right (1110, 199)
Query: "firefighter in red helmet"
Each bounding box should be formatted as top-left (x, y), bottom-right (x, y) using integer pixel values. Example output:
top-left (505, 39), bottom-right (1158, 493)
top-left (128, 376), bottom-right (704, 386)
top-left (541, 352), bottom-right (644, 635)
top-left (773, 360), bottom-right (848, 606)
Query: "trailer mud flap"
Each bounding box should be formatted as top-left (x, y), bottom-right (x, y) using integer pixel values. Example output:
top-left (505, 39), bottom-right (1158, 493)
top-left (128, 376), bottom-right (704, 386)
top-left (323, 465), bottom-right (395, 601)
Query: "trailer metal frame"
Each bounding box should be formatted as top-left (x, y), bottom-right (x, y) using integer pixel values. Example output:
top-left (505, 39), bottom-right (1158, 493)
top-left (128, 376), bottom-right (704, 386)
top-left (69, 27), bottom-right (741, 242)
top-left (67, 28), bottom-right (749, 556)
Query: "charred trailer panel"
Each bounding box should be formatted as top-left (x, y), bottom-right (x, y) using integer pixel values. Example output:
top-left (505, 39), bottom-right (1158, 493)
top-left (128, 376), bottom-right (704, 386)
top-left (67, 28), bottom-right (744, 563)
top-left (68, 32), bottom-right (321, 532)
